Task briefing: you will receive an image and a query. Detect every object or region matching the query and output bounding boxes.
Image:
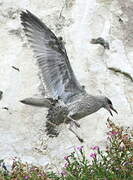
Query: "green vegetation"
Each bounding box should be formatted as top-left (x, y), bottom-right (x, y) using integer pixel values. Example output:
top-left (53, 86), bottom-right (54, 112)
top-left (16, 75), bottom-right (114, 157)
top-left (0, 159), bottom-right (49, 180)
top-left (49, 119), bottom-right (133, 180)
top-left (0, 119), bottom-right (133, 180)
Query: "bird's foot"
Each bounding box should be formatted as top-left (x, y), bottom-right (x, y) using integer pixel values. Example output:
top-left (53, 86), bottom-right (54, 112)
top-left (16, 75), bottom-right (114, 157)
top-left (78, 137), bottom-right (84, 143)
top-left (68, 125), bottom-right (84, 143)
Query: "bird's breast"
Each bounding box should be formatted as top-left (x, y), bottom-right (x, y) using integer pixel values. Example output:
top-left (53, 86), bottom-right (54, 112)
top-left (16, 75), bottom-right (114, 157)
top-left (68, 97), bottom-right (102, 120)
top-left (68, 101), bottom-right (90, 120)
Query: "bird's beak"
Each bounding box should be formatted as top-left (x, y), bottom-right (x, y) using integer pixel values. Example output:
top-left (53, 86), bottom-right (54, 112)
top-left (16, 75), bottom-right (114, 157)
top-left (106, 105), bottom-right (118, 116)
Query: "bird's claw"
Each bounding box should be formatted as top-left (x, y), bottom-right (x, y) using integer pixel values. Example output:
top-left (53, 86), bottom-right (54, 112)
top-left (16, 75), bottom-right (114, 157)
top-left (78, 137), bottom-right (84, 143)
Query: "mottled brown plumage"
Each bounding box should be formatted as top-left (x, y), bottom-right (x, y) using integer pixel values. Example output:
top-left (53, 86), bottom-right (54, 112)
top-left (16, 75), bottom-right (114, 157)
top-left (20, 10), bottom-right (117, 142)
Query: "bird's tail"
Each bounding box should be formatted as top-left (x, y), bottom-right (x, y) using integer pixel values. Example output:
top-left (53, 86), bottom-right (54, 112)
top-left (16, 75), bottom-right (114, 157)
top-left (20, 97), bottom-right (57, 108)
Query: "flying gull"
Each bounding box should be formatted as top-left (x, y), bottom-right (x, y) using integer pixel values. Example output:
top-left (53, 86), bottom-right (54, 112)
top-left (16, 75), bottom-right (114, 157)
top-left (20, 10), bottom-right (117, 142)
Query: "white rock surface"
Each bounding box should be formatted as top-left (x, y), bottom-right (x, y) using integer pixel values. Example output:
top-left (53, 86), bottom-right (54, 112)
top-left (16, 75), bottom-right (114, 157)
top-left (0, 0), bottom-right (133, 171)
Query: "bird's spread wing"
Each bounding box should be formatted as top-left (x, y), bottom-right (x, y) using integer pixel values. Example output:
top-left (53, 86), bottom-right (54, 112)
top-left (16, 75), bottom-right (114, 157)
top-left (20, 10), bottom-right (85, 103)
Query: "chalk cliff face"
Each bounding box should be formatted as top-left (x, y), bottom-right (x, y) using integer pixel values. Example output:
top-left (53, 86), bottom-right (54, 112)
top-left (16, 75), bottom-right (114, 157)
top-left (0, 0), bottom-right (132, 169)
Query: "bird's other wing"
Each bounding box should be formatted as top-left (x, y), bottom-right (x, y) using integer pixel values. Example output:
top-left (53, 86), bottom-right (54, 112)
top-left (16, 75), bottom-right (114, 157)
top-left (20, 10), bottom-right (85, 103)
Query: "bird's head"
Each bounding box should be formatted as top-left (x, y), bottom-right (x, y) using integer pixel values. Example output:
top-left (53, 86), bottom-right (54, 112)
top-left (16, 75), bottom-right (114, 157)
top-left (103, 97), bottom-right (118, 116)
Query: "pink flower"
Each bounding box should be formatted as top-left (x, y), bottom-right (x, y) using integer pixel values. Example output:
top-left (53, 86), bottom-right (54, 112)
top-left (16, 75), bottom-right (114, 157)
top-left (61, 170), bottom-right (67, 176)
top-left (112, 131), bottom-right (118, 135)
top-left (90, 153), bottom-right (97, 158)
top-left (24, 176), bottom-right (29, 179)
top-left (107, 131), bottom-right (118, 136)
top-left (77, 146), bottom-right (83, 151)
top-left (64, 163), bottom-right (68, 168)
top-left (64, 156), bottom-right (69, 160)
top-left (91, 146), bottom-right (99, 150)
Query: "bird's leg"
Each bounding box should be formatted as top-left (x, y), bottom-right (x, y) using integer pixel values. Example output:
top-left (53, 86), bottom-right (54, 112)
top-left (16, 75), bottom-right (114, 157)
top-left (68, 123), bottom-right (84, 143)
top-left (67, 116), bottom-right (80, 128)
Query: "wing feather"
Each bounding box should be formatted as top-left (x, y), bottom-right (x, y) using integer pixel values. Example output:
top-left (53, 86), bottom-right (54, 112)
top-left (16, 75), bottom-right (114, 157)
top-left (20, 10), bottom-right (85, 103)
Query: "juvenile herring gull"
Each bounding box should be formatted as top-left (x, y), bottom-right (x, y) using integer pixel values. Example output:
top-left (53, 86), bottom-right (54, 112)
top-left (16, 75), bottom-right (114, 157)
top-left (20, 10), bottom-right (117, 142)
